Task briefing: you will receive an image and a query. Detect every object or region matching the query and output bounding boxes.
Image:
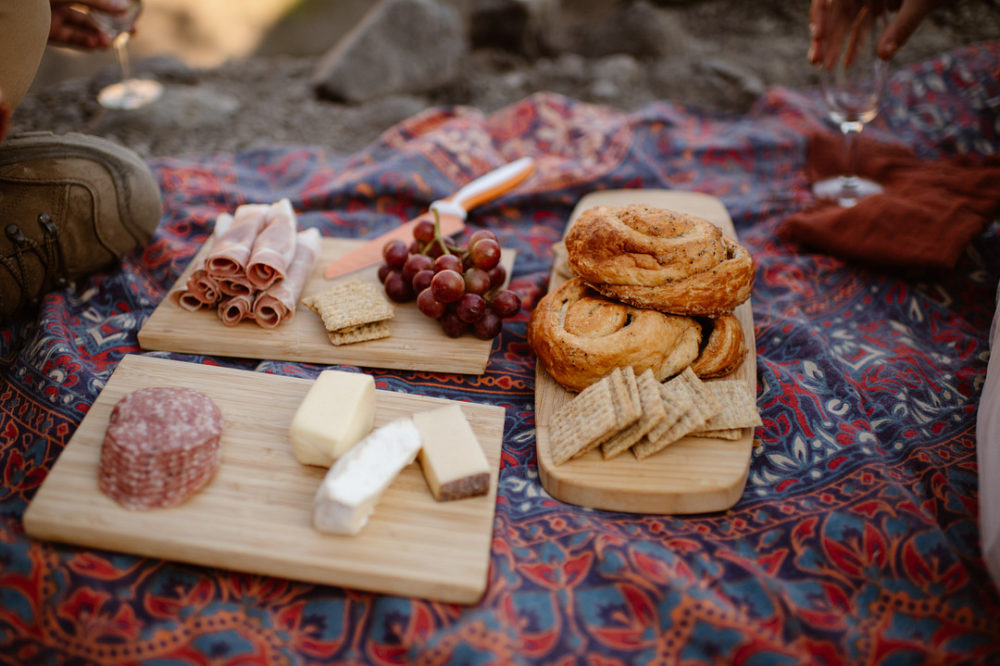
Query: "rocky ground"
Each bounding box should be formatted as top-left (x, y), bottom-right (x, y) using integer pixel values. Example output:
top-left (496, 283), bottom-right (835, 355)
top-left (8, 0), bottom-right (1000, 160)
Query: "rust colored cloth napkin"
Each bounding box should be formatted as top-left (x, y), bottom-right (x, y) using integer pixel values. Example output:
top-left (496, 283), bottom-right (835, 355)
top-left (778, 131), bottom-right (1000, 269)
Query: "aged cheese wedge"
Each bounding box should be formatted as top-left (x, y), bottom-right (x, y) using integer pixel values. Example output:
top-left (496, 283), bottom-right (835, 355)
top-left (289, 370), bottom-right (375, 467)
top-left (412, 404), bottom-right (490, 501)
top-left (312, 418), bottom-right (422, 536)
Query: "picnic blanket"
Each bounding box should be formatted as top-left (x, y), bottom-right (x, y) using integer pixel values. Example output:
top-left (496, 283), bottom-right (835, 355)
top-left (2, 41), bottom-right (999, 664)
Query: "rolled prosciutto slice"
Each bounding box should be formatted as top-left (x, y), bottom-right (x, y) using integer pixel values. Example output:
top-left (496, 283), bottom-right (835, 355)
top-left (253, 228), bottom-right (321, 328)
top-left (168, 213), bottom-right (234, 311)
top-left (216, 274), bottom-right (256, 297)
top-left (218, 293), bottom-right (255, 326)
top-left (205, 203), bottom-right (269, 278)
top-left (183, 269), bottom-right (223, 306)
top-left (246, 198), bottom-right (299, 291)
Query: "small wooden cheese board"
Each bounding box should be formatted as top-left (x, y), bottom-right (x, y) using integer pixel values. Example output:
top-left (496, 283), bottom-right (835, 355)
top-left (24, 354), bottom-right (505, 604)
top-left (534, 190), bottom-right (756, 514)
top-left (138, 238), bottom-right (516, 375)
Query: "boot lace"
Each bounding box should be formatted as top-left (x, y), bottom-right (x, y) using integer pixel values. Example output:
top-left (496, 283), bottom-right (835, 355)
top-left (1, 213), bottom-right (70, 322)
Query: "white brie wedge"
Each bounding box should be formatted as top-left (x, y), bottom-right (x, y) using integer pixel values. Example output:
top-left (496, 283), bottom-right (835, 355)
top-left (312, 418), bottom-right (422, 536)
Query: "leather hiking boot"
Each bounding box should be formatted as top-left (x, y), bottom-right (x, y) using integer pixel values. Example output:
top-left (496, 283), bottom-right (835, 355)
top-left (0, 132), bottom-right (162, 322)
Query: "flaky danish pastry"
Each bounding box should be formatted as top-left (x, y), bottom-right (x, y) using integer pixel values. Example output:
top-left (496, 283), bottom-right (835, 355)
top-left (528, 278), bottom-right (701, 392)
top-left (565, 204), bottom-right (754, 316)
top-left (691, 314), bottom-right (745, 379)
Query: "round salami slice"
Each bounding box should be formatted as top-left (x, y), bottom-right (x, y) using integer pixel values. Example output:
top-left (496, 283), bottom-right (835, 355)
top-left (98, 387), bottom-right (223, 510)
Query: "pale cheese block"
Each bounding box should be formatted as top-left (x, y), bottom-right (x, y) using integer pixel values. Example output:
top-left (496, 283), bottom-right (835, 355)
top-left (412, 404), bottom-right (490, 501)
top-left (289, 370), bottom-right (375, 467)
top-left (312, 418), bottom-right (422, 535)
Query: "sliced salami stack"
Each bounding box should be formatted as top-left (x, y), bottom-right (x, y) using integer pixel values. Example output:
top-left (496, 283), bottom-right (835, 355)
top-left (98, 387), bottom-right (223, 510)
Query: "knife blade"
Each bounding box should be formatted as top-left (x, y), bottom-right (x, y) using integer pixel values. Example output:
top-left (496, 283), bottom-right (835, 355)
top-left (323, 157), bottom-right (535, 280)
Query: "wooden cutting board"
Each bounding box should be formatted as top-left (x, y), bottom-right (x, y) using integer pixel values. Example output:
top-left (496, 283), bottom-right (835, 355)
top-left (535, 190), bottom-right (757, 514)
top-left (138, 238), bottom-right (516, 375)
top-left (23, 354), bottom-right (505, 604)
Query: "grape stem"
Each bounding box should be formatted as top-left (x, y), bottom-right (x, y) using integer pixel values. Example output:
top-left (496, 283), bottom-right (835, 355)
top-left (424, 208), bottom-right (464, 256)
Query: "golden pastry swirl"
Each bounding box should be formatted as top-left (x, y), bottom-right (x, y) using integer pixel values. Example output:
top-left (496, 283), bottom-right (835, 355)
top-left (565, 204), bottom-right (754, 316)
top-left (691, 314), bottom-right (746, 379)
top-left (528, 278), bottom-right (702, 392)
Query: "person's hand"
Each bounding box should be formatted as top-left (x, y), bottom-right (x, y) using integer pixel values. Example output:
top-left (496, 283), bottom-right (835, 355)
top-left (48, 0), bottom-right (133, 50)
top-left (808, 0), bottom-right (947, 66)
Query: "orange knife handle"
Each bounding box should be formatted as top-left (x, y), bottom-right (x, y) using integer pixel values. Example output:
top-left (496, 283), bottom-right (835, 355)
top-left (432, 157), bottom-right (535, 218)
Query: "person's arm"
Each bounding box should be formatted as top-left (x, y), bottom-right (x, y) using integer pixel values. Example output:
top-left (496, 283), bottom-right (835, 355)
top-left (48, 0), bottom-right (131, 50)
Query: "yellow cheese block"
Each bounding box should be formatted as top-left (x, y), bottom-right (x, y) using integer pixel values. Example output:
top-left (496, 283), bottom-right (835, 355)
top-left (288, 369), bottom-right (375, 467)
top-left (413, 404), bottom-right (490, 501)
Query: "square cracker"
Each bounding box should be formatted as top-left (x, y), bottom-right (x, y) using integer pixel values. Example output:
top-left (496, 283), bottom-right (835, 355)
top-left (326, 320), bottom-right (392, 345)
top-left (608, 366), bottom-right (642, 426)
top-left (633, 367), bottom-right (722, 460)
top-left (601, 369), bottom-right (666, 459)
top-left (548, 367), bottom-right (639, 465)
top-left (696, 379), bottom-right (762, 432)
top-left (633, 374), bottom-right (695, 458)
top-left (302, 280), bottom-right (394, 333)
top-left (690, 428), bottom-right (744, 440)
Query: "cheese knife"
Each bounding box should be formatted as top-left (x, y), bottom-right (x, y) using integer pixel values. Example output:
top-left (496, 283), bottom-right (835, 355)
top-left (323, 156), bottom-right (535, 279)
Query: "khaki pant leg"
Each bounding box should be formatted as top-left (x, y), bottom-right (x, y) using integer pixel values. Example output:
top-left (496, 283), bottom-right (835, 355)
top-left (0, 0), bottom-right (52, 112)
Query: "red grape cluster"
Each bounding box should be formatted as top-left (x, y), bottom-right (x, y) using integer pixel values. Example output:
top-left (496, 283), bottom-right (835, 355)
top-left (379, 216), bottom-right (521, 339)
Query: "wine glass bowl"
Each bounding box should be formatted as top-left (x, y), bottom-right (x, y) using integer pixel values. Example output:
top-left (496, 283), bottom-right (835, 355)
top-left (74, 0), bottom-right (163, 110)
top-left (75, 1), bottom-right (141, 37)
top-left (812, 7), bottom-right (891, 207)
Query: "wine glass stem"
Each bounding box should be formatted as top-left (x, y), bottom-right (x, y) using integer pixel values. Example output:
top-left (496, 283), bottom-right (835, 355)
top-left (840, 121), bottom-right (864, 196)
top-left (112, 32), bottom-right (131, 82)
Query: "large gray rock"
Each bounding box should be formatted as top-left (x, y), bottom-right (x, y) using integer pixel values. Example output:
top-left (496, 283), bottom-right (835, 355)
top-left (312, 0), bottom-right (467, 103)
top-left (543, 0), bottom-right (683, 58)
top-left (463, 0), bottom-right (558, 57)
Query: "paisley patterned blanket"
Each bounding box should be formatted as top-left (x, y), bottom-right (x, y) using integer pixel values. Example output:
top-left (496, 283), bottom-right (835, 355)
top-left (2, 43), bottom-right (999, 664)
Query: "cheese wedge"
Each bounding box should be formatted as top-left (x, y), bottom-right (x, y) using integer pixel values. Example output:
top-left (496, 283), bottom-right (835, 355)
top-left (289, 370), bottom-right (375, 467)
top-left (412, 404), bottom-right (490, 501)
top-left (312, 418), bottom-right (422, 535)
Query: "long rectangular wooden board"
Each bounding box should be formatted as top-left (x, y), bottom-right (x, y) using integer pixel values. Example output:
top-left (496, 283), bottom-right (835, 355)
top-left (24, 354), bottom-right (506, 604)
top-left (138, 238), bottom-right (516, 375)
top-left (535, 190), bottom-right (756, 514)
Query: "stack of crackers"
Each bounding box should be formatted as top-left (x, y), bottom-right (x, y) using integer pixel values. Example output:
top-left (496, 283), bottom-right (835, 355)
top-left (548, 366), bottom-right (761, 465)
top-left (302, 280), bottom-right (395, 345)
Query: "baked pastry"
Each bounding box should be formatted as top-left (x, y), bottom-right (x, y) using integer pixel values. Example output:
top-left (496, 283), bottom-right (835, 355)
top-left (565, 204), bottom-right (754, 316)
top-left (551, 241), bottom-right (575, 280)
top-left (528, 277), bottom-right (701, 392)
top-left (691, 314), bottom-right (746, 379)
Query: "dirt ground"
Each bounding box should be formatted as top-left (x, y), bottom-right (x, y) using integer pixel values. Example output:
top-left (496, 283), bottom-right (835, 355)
top-left (9, 0), bottom-right (1000, 159)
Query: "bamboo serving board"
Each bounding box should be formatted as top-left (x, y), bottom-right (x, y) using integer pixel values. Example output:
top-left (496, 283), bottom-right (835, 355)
top-left (138, 238), bottom-right (516, 375)
top-left (535, 190), bottom-right (756, 514)
top-left (24, 354), bottom-right (505, 604)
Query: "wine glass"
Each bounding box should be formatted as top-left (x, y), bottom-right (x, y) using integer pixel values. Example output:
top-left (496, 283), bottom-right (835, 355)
top-left (74, 0), bottom-right (163, 110)
top-left (812, 6), bottom-right (891, 207)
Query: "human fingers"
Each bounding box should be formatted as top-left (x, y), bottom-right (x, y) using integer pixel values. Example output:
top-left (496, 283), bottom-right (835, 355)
top-left (809, 0), bottom-right (868, 70)
top-left (822, 4), bottom-right (856, 71)
top-left (877, 0), bottom-right (943, 59)
top-left (808, 0), bottom-right (827, 65)
top-left (48, 5), bottom-right (111, 49)
top-left (51, 0), bottom-right (129, 13)
top-left (842, 7), bottom-right (869, 69)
